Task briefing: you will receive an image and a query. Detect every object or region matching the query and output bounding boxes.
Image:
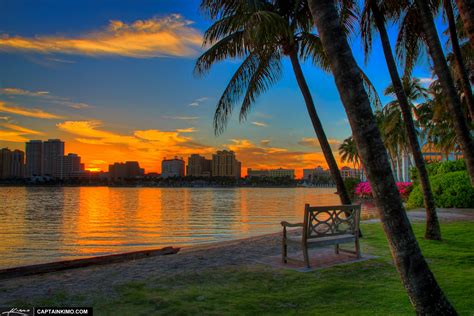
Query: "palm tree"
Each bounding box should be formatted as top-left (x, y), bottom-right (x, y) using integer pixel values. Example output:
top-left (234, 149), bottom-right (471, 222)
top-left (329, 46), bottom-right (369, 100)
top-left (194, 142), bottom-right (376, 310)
top-left (195, 0), bottom-right (355, 204)
top-left (418, 79), bottom-right (464, 157)
top-left (361, 0), bottom-right (441, 239)
top-left (308, 0), bottom-right (455, 313)
top-left (339, 136), bottom-right (360, 169)
top-left (413, 0), bottom-right (474, 186)
top-left (443, 0), bottom-right (474, 120)
top-left (454, 0), bottom-right (474, 48)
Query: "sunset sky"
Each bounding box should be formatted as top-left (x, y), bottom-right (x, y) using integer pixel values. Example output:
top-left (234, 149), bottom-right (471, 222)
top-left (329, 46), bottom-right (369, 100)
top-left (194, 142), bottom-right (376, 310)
top-left (0, 0), bottom-right (445, 177)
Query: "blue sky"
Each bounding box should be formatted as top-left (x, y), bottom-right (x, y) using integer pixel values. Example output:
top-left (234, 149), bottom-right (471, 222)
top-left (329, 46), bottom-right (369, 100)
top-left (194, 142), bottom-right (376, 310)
top-left (0, 0), bottom-right (447, 176)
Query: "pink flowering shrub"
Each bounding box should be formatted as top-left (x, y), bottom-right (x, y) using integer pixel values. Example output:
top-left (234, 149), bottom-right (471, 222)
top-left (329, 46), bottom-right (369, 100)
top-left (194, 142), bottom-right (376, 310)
top-left (355, 181), bottom-right (413, 201)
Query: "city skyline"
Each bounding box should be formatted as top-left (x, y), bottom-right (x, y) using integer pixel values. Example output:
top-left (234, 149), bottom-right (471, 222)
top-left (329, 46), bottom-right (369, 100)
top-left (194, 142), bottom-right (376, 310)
top-left (0, 0), bottom-right (444, 178)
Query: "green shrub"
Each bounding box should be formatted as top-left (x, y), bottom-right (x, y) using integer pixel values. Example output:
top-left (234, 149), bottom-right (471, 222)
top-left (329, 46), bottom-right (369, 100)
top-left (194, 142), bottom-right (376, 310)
top-left (407, 170), bottom-right (474, 208)
top-left (344, 177), bottom-right (361, 199)
top-left (410, 159), bottom-right (466, 185)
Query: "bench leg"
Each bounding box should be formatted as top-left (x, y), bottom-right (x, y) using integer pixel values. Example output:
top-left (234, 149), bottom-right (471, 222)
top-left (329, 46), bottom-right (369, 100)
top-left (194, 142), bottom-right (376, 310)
top-left (282, 230), bottom-right (287, 264)
top-left (355, 238), bottom-right (361, 259)
top-left (303, 243), bottom-right (310, 268)
top-left (335, 244), bottom-right (339, 254)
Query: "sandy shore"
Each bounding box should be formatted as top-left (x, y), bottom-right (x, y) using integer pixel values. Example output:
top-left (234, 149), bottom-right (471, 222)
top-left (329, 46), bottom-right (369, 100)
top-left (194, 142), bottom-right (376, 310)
top-left (1, 208), bottom-right (472, 305)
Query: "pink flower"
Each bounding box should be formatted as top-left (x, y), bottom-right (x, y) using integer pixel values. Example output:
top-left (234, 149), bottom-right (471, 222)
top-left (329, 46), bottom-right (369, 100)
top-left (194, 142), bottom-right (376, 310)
top-left (355, 181), bottom-right (412, 200)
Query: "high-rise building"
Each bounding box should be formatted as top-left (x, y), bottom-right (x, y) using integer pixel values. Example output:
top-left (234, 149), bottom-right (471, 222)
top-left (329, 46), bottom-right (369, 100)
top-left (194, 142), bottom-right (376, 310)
top-left (108, 161), bottom-right (144, 181)
top-left (186, 154), bottom-right (211, 177)
top-left (43, 139), bottom-right (64, 177)
top-left (26, 140), bottom-right (43, 177)
top-left (11, 150), bottom-right (25, 178)
top-left (211, 150), bottom-right (241, 178)
top-left (55, 153), bottom-right (85, 179)
top-left (162, 157), bottom-right (185, 178)
top-left (303, 166), bottom-right (329, 181)
top-left (0, 148), bottom-right (12, 179)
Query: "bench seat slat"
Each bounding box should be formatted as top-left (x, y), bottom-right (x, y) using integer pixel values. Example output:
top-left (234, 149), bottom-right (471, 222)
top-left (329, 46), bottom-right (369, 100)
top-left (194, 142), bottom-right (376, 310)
top-left (286, 234), bottom-right (355, 247)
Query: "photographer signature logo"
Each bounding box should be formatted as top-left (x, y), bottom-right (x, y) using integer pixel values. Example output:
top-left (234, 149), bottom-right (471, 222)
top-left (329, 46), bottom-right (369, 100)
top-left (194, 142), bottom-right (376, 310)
top-left (1, 308), bottom-right (31, 316)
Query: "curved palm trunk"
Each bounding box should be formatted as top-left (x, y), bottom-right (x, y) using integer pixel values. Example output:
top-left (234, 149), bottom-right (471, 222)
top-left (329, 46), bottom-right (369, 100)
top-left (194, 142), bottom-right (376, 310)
top-left (308, 0), bottom-right (456, 313)
top-left (415, 0), bottom-right (474, 186)
top-left (454, 0), bottom-right (474, 49)
top-left (288, 49), bottom-right (351, 205)
top-left (371, 1), bottom-right (441, 240)
top-left (444, 0), bottom-right (474, 120)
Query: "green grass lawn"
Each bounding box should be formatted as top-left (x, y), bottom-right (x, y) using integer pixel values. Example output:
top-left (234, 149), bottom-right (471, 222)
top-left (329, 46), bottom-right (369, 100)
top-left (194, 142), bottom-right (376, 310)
top-left (22, 221), bottom-right (474, 315)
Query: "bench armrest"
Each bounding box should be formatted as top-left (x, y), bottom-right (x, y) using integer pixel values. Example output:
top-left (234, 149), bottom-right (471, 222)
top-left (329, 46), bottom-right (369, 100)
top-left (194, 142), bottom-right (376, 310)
top-left (281, 221), bottom-right (304, 227)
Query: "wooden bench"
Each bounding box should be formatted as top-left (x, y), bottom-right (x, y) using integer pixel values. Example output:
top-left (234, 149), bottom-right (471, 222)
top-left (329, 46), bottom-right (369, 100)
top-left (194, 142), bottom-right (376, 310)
top-left (281, 204), bottom-right (361, 268)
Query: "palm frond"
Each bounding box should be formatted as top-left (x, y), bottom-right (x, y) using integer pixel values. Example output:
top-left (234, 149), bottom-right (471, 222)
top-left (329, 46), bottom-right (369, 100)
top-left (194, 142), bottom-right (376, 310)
top-left (240, 50), bottom-right (283, 122)
top-left (298, 32), bottom-right (331, 72)
top-left (213, 53), bottom-right (260, 135)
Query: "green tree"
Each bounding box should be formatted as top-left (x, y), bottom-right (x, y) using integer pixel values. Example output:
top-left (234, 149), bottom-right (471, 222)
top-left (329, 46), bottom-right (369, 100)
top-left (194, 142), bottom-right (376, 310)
top-left (308, 0), bottom-right (455, 312)
top-left (195, 0), bottom-right (362, 204)
top-left (339, 136), bottom-right (360, 169)
top-left (412, 0), bottom-right (474, 185)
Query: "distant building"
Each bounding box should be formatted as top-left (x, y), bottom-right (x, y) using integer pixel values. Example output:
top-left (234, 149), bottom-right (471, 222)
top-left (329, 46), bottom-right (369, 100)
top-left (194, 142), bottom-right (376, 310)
top-left (187, 154), bottom-right (211, 177)
top-left (247, 168), bottom-right (294, 179)
top-left (26, 140), bottom-right (43, 177)
top-left (162, 157), bottom-right (185, 178)
top-left (43, 139), bottom-right (64, 177)
top-left (212, 150), bottom-right (241, 178)
top-left (303, 166), bottom-right (329, 181)
top-left (11, 150), bottom-right (25, 178)
top-left (55, 153), bottom-right (85, 179)
top-left (269, 168), bottom-right (295, 178)
top-left (340, 166), bottom-right (365, 180)
top-left (247, 168), bottom-right (270, 178)
top-left (0, 148), bottom-right (12, 179)
top-left (109, 161), bottom-right (144, 181)
top-left (0, 148), bottom-right (26, 179)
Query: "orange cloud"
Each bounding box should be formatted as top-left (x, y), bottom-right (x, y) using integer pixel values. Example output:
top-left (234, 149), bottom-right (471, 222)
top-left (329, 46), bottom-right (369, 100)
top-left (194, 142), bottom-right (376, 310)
top-left (0, 123), bottom-right (44, 143)
top-left (225, 139), bottom-right (344, 178)
top-left (0, 101), bottom-right (64, 119)
top-left (298, 137), bottom-right (341, 151)
top-left (0, 15), bottom-right (202, 58)
top-left (57, 120), bottom-right (214, 172)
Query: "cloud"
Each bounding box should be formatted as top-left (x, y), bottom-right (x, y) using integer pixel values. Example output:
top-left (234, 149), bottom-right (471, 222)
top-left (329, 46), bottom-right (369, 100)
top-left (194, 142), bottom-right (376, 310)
top-left (0, 87), bottom-right (92, 110)
top-left (0, 101), bottom-right (64, 119)
top-left (298, 137), bottom-right (341, 150)
top-left (0, 88), bottom-right (50, 97)
top-left (56, 120), bottom-right (214, 172)
top-left (162, 115), bottom-right (199, 120)
top-left (0, 122), bottom-right (43, 142)
top-left (0, 14), bottom-right (202, 58)
top-left (260, 139), bottom-right (271, 147)
top-left (251, 121), bottom-right (268, 127)
top-left (188, 97), bottom-right (209, 107)
top-left (66, 102), bottom-right (90, 109)
top-left (176, 127), bottom-right (198, 133)
top-left (0, 116), bottom-right (9, 120)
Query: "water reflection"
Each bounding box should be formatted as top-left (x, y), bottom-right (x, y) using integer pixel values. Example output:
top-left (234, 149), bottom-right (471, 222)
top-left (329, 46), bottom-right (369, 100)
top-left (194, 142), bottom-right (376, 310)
top-left (0, 187), bottom-right (378, 268)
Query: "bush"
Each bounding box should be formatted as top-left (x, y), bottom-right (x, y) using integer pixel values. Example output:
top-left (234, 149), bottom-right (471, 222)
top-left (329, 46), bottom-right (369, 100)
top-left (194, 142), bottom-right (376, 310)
top-left (411, 159), bottom-right (466, 184)
top-left (407, 170), bottom-right (474, 208)
top-left (343, 177), bottom-right (361, 198)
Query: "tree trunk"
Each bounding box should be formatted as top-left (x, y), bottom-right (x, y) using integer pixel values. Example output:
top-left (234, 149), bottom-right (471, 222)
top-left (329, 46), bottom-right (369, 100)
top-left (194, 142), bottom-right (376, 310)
top-left (371, 1), bottom-right (441, 240)
top-left (444, 0), bottom-right (474, 120)
top-left (288, 49), bottom-right (352, 205)
top-left (454, 0), bottom-right (474, 49)
top-left (415, 0), bottom-right (474, 186)
top-left (308, 0), bottom-right (456, 313)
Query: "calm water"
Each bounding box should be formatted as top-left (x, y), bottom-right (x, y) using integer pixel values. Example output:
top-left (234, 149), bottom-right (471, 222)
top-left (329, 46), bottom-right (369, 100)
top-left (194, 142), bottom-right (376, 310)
top-left (0, 187), bottom-right (378, 268)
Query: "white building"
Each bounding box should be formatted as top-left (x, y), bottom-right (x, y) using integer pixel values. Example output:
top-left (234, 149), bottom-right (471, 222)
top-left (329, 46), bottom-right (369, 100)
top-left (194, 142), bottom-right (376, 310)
top-left (162, 157), bottom-right (185, 178)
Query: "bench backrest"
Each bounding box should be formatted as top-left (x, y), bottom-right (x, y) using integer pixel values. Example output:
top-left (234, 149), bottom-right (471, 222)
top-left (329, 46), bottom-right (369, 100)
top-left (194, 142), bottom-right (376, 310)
top-left (303, 204), bottom-right (361, 239)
